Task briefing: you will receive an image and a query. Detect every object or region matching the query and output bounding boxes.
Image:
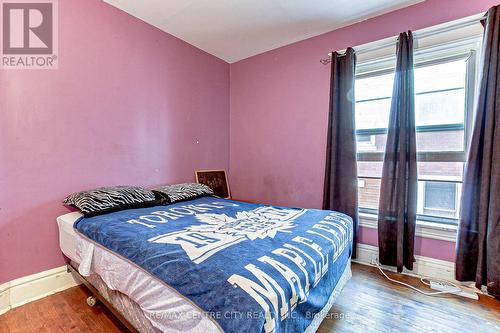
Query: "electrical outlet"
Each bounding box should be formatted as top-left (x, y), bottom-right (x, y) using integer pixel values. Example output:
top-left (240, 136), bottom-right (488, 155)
top-left (371, 254), bottom-right (379, 265)
top-left (429, 281), bottom-right (479, 300)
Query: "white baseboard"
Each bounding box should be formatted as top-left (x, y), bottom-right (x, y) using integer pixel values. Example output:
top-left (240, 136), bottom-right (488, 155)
top-left (0, 265), bottom-right (80, 316)
top-left (354, 243), bottom-right (456, 282)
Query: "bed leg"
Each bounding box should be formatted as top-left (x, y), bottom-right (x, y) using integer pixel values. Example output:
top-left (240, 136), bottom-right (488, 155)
top-left (86, 295), bottom-right (98, 307)
top-left (67, 262), bottom-right (139, 332)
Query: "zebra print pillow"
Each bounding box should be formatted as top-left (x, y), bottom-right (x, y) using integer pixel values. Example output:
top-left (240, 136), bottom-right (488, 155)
top-left (152, 183), bottom-right (214, 204)
top-left (63, 186), bottom-right (157, 216)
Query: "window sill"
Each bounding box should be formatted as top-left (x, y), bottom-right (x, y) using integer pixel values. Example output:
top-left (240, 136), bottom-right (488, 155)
top-left (359, 212), bottom-right (457, 242)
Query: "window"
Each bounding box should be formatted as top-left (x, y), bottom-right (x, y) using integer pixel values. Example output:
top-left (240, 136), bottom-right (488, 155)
top-left (355, 46), bottom-right (478, 224)
top-left (424, 182), bottom-right (458, 218)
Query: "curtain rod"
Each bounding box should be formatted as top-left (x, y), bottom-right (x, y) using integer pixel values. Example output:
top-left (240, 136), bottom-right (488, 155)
top-left (320, 12), bottom-right (486, 65)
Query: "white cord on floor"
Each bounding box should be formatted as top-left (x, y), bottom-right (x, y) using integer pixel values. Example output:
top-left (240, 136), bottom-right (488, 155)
top-left (375, 261), bottom-right (462, 296)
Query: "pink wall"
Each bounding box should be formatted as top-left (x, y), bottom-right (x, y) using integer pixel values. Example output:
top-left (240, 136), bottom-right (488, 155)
top-left (229, 0), bottom-right (499, 262)
top-left (0, 0), bottom-right (229, 284)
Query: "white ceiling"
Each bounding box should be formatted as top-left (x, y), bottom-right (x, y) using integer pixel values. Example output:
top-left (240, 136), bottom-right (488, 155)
top-left (103, 0), bottom-right (424, 63)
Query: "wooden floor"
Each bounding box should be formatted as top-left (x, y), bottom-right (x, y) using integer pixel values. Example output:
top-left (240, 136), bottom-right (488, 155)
top-left (1, 263), bottom-right (498, 333)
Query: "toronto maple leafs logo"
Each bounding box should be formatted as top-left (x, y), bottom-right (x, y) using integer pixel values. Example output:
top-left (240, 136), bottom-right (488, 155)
top-left (148, 207), bottom-right (305, 263)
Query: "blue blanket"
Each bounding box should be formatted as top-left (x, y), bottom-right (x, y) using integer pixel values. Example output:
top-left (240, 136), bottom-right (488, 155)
top-left (75, 196), bottom-right (353, 333)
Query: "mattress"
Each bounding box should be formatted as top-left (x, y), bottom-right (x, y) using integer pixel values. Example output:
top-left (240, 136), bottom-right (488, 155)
top-left (57, 212), bottom-right (82, 262)
top-left (57, 212), bottom-right (221, 333)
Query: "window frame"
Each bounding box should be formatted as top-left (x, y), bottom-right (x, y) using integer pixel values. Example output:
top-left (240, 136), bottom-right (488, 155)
top-left (355, 49), bottom-right (478, 225)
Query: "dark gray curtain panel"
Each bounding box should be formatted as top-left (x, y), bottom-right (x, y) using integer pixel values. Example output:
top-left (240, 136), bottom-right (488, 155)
top-left (456, 6), bottom-right (500, 299)
top-left (323, 47), bottom-right (359, 259)
top-left (377, 32), bottom-right (417, 273)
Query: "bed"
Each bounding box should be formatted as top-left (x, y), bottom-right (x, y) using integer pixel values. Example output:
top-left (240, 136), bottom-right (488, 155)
top-left (57, 196), bottom-right (353, 333)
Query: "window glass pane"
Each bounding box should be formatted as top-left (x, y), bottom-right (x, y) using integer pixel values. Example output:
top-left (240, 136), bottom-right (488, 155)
top-left (357, 161), bottom-right (464, 182)
top-left (357, 128), bottom-right (465, 152)
top-left (414, 59), bottom-right (466, 93)
top-left (355, 73), bottom-right (394, 101)
top-left (358, 177), bottom-right (381, 210)
top-left (415, 89), bottom-right (465, 127)
top-left (358, 163), bottom-right (464, 213)
top-left (358, 162), bottom-right (383, 178)
top-left (355, 99), bottom-right (391, 130)
top-left (418, 181), bottom-right (460, 219)
top-left (416, 130), bottom-right (464, 152)
top-left (357, 162), bottom-right (463, 181)
top-left (356, 133), bottom-right (387, 153)
top-left (355, 72), bottom-right (393, 131)
top-left (418, 162), bottom-right (464, 181)
top-left (355, 59), bottom-right (467, 132)
top-left (424, 182), bottom-right (456, 210)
